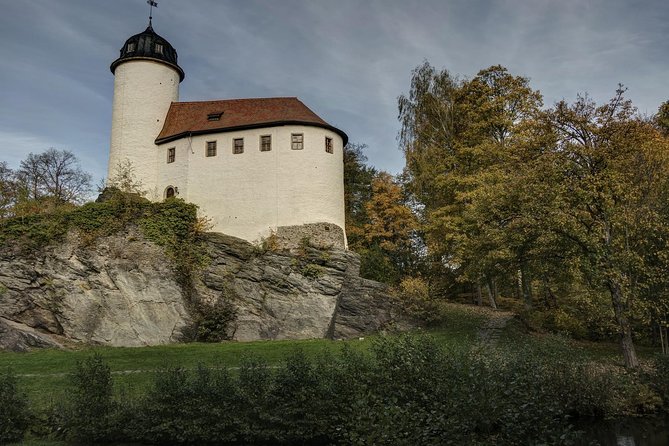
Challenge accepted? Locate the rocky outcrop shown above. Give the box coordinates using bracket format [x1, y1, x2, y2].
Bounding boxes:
[0, 230, 190, 348]
[0, 228, 410, 350]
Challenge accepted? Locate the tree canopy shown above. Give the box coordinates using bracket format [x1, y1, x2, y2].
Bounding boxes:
[397, 63, 669, 368]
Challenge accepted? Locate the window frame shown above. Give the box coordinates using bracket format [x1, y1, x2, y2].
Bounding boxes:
[206, 140, 217, 157]
[167, 147, 175, 163]
[233, 138, 244, 154]
[260, 135, 272, 152]
[325, 137, 333, 154]
[291, 133, 304, 150]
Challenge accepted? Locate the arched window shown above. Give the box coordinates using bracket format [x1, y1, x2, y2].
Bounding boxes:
[165, 186, 176, 199]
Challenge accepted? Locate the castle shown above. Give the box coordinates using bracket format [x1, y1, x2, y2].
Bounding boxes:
[108, 22, 347, 248]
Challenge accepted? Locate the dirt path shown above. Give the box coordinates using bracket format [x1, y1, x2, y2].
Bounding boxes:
[476, 309, 514, 347]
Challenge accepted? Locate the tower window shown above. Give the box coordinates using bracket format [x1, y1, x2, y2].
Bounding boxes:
[233, 138, 244, 154]
[325, 137, 333, 154]
[155, 43, 163, 54]
[260, 135, 272, 152]
[127, 42, 136, 52]
[165, 186, 176, 198]
[167, 147, 175, 163]
[291, 133, 304, 150]
[207, 112, 223, 121]
[206, 141, 217, 157]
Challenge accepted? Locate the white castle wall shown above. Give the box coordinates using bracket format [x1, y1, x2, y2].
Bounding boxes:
[156, 125, 345, 244]
[109, 60, 179, 195]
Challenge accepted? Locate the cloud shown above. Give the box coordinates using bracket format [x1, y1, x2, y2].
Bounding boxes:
[0, 0, 667, 178]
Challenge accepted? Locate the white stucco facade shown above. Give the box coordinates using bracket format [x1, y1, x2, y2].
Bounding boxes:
[109, 60, 179, 190]
[155, 126, 345, 243]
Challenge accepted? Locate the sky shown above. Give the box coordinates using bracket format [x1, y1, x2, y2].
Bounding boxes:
[1, 0, 668, 183]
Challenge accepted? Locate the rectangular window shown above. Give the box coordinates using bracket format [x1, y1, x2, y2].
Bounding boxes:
[127, 42, 136, 52]
[155, 43, 163, 54]
[325, 137, 333, 154]
[206, 141, 217, 157]
[291, 133, 304, 150]
[167, 147, 175, 163]
[233, 138, 244, 154]
[260, 135, 272, 152]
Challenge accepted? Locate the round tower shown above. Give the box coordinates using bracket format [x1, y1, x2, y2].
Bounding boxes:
[108, 24, 184, 196]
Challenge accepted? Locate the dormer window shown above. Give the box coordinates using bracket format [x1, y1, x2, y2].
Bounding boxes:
[155, 43, 163, 54]
[207, 112, 223, 121]
[127, 42, 136, 52]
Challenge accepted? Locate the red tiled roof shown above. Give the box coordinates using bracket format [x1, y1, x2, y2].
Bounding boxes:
[155, 97, 347, 145]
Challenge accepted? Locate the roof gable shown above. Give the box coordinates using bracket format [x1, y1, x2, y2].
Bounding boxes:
[155, 97, 347, 145]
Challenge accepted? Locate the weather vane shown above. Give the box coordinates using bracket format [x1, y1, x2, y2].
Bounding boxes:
[147, 0, 158, 26]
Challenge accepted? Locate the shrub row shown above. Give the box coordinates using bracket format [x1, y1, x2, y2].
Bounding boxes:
[4, 336, 669, 445]
[53, 338, 669, 444]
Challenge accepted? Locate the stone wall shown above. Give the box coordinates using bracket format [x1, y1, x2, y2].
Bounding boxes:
[274, 222, 347, 251]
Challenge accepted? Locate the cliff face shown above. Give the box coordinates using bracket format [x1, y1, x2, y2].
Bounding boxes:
[0, 228, 407, 351]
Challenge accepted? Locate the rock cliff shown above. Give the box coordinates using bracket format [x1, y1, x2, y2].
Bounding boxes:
[0, 228, 408, 351]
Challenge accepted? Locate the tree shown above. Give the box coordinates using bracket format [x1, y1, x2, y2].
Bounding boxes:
[657, 100, 669, 136]
[105, 159, 147, 196]
[343, 143, 420, 283]
[361, 172, 418, 283]
[0, 162, 16, 219]
[398, 63, 543, 300]
[343, 143, 377, 250]
[15, 148, 92, 205]
[532, 89, 669, 368]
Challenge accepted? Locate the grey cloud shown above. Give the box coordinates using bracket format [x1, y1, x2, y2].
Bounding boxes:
[0, 0, 667, 179]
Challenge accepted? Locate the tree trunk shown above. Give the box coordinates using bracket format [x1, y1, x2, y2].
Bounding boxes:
[485, 280, 497, 309]
[608, 280, 639, 368]
[520, 266, 532, 309]
[476, 282, 483, 306]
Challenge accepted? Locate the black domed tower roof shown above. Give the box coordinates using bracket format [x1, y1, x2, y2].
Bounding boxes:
[110, 24, 185, 82]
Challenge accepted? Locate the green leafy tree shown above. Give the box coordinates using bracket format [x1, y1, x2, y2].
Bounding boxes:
[343, 142, 377, 249]
[657, 100, 669, 135]
[398, 63, 543, 300]
[532, 89, 669, 367]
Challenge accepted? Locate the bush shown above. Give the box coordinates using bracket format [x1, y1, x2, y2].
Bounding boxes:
[134, 365, 240, 445]
[34, 336, 668, 445]
[359, 245, 399, 284]
[0, 371, 31, 444]
[63, 354, 119, 443]
[396, 276, 441, 323]
[191, 298, 238, 342]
